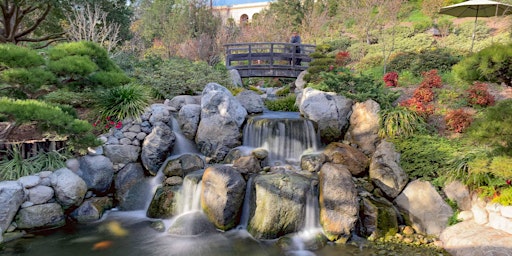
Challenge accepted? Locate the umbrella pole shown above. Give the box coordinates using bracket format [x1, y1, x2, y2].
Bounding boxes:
[471, 8, 479, 52]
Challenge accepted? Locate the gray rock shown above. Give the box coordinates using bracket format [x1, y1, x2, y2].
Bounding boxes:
[323, 142, 369, 176]
[443, 181, 471, 211]
[360, 196, 399, 238]
[229, 69, 243, 87]
[232, 155, 262, 175]
[148, 104, 173, 125]
[201, 165, 246, 230]
[178, 104, 201, 141]
[141, 122, 175, 175]
[50, 168, 87, 208]
[300, 152, 326, 172]
[369, 140, 408, 198]
[0, 181, 25, 233]
[103, 144, 140, 165]
[298, 87, 353, 143]
[440, 221, 512, 256]
[147, 185, 180, 219]
[167, 211, 217, 236]
[77, 155, 114, 194]
[15, 203, 65, 229]
[344, 100, 381, 155]
[65, 159, 80, 173]
[71, 197, 113, 222]
[27, 185, 54, 205]
[235, 90, 265, 114]
[17, 175, 40, 188]
[319, 163, 359, 242]
[196, 83, 247, 162]
[394, 179, 453, 235]
[115, 163, 146, 208]
[162, 153, 205, 177]
[248, 171, 310, 239]
[166, 95, 201, 111]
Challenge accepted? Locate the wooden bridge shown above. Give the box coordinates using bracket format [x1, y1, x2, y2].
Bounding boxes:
[224, 42, 316, 78]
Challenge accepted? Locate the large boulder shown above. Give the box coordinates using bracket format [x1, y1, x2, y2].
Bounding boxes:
[318, 163, 359, 242]
[178, 104, 201, 141]
[15, 203, 65, 229]
[196, 83, 247, 162]
[323, 142, 369, 176]
[77, 155, 115, 194]
[115, 163, 146, 208]
[0, 181, 25, 234]
[298, 87, 353, 143]
[394, 179, 453, 235]
[103, 145, 140, 165]
[201, 165, 246, 230]
[50, 168, 87, 208]
[300, 152, 326, 173]
[369, 140, 408, 198]
[248, 171, 310, 239]
[344, 99, 381, 155]
[235, 90, 265, 114]
[141, 122, 176, 175]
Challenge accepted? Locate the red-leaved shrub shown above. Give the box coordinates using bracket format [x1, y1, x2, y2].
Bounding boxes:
[335, 51, 350, 66]
[399, 98, 435, 118]
[420, 69, 442, 88]
[467, 82, 495, 107]
[445, 108, 473, 133]
[383, 72, 399, 87]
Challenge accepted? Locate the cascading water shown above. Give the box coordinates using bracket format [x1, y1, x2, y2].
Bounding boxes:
[243, 112, 320, 165]
[170, 116, 200, 156]
[237, 175, 254, 230]
[175, 173, 203, 214]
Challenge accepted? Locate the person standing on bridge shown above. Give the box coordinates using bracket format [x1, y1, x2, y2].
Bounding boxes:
[290, 31, 301, 66]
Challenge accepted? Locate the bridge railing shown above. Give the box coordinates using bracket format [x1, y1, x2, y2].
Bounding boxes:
[224, 42, 316, 78]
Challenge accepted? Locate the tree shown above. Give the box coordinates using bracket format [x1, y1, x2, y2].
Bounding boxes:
[64, 3, 122, 53]
[0, 0, 66, 47]
[339, 0, 387, 44]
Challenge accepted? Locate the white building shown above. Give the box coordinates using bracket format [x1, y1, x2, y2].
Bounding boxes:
[212, 0, 273, 24]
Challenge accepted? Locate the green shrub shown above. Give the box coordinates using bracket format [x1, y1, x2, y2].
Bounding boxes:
[0, 97, 99, 153]
[310, 67, 399, 110]
[388, 49, 460, 74]
[466, 99, 512, 155]
[264, 94, 298, 111]
[275, 85, 290, 96]
[0, 44, 45, 68]
[392, 134, 459, 182]
[48, 55, 99, 77]
[94, 83, 151, 124]
[43, 90, 96, 108]
[453, 43, 512, 86]
[379, 107, 426, 139]
[133, 57, 231, 99]
[48, 41, 121, 72]
[89, 71, 132, 88]
[0, 67, 57, 99]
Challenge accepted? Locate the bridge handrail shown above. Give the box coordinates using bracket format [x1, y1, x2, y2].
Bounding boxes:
[224, 42, 316, 76]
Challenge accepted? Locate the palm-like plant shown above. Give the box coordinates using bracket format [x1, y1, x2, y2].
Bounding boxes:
[378, 107, 426, 139]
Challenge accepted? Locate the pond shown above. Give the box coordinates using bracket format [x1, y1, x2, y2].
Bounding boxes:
[0, 210, 446, 256]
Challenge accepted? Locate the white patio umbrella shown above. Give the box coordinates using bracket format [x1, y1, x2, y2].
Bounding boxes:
[439, 0, 512, 52]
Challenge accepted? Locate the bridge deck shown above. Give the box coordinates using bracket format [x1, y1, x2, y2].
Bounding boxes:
[224, 42, 316, 78]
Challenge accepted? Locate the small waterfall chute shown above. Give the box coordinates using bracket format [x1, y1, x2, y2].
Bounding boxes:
[243, 112, 320, 165]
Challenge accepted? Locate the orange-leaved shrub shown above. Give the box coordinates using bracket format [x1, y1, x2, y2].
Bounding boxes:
[445, 108, 473, 133]
[383, 71, 399, 87]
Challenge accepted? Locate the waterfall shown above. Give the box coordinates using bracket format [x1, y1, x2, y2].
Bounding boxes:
[170, 116, 199, 156]
[175, 173, 203, 214]
[243, 112, 320, 165]
[237, 175, 254, 230]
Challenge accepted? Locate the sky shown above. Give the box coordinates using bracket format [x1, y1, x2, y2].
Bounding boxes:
[212, 0, 271, 7]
